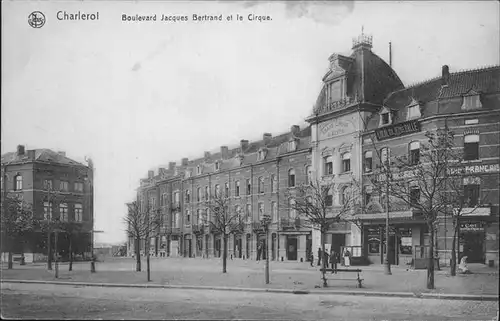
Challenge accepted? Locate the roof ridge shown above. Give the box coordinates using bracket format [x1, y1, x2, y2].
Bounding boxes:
[389, 64, 500, 98]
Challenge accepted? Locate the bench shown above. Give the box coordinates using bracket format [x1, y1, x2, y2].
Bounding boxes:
[320, 268, 363, 288]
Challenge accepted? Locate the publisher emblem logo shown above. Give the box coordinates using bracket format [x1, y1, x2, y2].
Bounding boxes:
[28, 11, 46, 28]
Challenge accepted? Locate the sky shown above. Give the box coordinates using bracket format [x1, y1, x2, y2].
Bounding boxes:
[2, 1, 499, 244]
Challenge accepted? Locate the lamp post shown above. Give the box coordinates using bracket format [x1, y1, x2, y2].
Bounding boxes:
[260, 214, 272, 284]
[383, 166, 392, 275]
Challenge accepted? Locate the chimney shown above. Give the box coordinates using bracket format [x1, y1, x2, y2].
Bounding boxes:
[27, 150, 36, 160]
[441, 65, 450, 87]
[220, 146, 229, 159]
[290, 125, 300, 135]
[168, 162, 176, 171]
[240, 140, 249, 152]
[263, 133, 272, 145]
[17, 145, 25, 156]
[58, 151, 66, 157]
[148, 170, 154, 179]
[204, 151, 211, 160]
[181, 158, 188, 166]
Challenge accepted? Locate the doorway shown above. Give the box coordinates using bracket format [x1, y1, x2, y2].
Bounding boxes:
[246, 234, 251, 259]
[234, 236, 242, 258]
[331, 234, 345, 255]
[271, 233, 277, 261]
[185, 238, 192, 258]
[461, 232, 484, 263]
[287, 236, 298, 261]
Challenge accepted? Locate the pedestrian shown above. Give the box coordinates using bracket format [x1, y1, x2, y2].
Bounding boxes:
[309, 251, 314, 267]
[344, 248, 351, 268]
[330, 248, 338, 274]
[257, 241, 262, 261]
[323, 249, 330, 268]
[317, 247, 322, 266]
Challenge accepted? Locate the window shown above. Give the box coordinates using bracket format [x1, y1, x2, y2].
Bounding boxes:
[161, 193, 167, 206]
[258, 150, 264, 161]
[342, 152, 351, 172]
[364, 151, 373, 173]
[305, 166, 312, 185]
[271, 175, 277, 193]
[197, 188, 202, 202]
[215, 161, 220, 171]
[197, 209, 202, 224]
[174, 192, 180, 205]
[258, 177, 264, 194]
[185, 210, 191, 225]
[235, 205, 242, 220]
[185, 190, 190, 203]
[288, 140, 297, 152]
[364, 186, 372, 206]
[15, 175, 23, 190]
[74, 182, 83, 192]
[464, 184, 480, 207]
[258, 203, 264, 220]
[380, 147, 390, 165]
[409, 141, 420, 165]
[59, 180, 69, 192]
[235, 181, 240, 197]
[324, 156, 333, 175]
[407, 105, 421, 120]
[288, 199, 296, 219]
[74, 204, 83, 222]
[197, 165, 201, 175]
[225, 182, 229, 197]
[246, 179, 251, 195]
[325, 188, 333, 206]
[271, 202, 277, 222]
[215, 184, 221, 197]
[44, 179, 53, 190]
[410, 187, 420, 207]
[246, 204, 252, 222]
[464, 134, 479, 160]
[461, 93, 482, 110]
[288, 169, 295, 187]
[43, 202, 53, 220]
[328, 80, 342, 102]
[205, 186, 209, 200]
[381, 112, 390, 125]
[60, 203, 68, 221]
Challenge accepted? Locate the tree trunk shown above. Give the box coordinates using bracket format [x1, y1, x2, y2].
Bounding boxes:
[7, 251, 13, 269]
[450, 219, 458, 276]
[135, 237, 141, 272]
[427, 222, 435, 289]
[321, 230, 327, 288]
[147, 237, 151, 282]
[47, 232, 52, 270]
[222, 234, 228, 273]
[69, 236, 73, 272]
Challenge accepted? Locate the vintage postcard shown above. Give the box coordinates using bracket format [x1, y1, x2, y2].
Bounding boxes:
[1, 1, 499, 320]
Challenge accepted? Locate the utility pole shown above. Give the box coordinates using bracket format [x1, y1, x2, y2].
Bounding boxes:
[261, 214, 271, 284]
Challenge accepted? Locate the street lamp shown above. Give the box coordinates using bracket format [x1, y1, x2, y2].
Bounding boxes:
[260, 214, 272, 284]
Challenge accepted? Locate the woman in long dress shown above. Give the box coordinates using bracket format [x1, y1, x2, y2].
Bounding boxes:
[344, 249, 351, 267]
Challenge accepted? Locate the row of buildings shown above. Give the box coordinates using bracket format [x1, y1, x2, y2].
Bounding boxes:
[1, 146, 94, 262]
[129, 33, 500, 267]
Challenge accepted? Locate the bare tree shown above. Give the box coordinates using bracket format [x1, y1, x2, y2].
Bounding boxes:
[1, 195, 36, 269]
[204, 192, 244, 273]
[124, 201, 161, 276]
[380, 128, 457, 289]
[284, 178, 361, 287]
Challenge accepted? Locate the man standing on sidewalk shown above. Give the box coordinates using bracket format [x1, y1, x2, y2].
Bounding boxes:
[317, 247, 322, 266]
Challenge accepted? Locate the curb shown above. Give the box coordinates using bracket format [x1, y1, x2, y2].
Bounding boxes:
[2, 279, 498, 301]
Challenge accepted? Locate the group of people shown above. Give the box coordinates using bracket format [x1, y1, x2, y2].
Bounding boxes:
[310, 247, 351, 272]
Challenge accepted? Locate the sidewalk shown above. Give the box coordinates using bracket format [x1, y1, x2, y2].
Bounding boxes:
[1, 258, 498, 297]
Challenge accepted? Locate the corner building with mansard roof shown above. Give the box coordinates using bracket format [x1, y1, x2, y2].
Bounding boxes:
[360, 65, 500, 268]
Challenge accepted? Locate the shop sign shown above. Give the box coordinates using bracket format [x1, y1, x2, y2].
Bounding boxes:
[376, 169, 418, 182]
[447, 163, 500, 175]
[460, 222, 483, 232]
[375, 120, 421, 141]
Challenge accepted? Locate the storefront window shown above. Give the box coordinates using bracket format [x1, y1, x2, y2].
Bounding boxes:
[367, 227, 380, 254]
[399, 228, 412, 255]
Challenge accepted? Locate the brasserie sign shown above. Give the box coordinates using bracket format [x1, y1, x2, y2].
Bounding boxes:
[375, 120, 421, 141]
[447, 163, 500, 175]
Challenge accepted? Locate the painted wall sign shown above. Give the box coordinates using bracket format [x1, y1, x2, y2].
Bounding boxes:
[375, 120, 421, 141]
[447, 163, 500, 175]
[318, 115, 357, 139]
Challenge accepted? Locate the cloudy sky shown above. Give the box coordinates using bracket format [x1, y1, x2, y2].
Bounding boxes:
[2, 1, 499, 244]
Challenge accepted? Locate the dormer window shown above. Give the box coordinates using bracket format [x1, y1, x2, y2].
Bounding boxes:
[257, 148, 267, 161]
[461, 90, 482, 111]
[407, 98, 422, 120]
[288, 139, 297, 152]
[215, 161, 220, 171]
[196, 165, 201, 175]
[379, 106, 393, 126]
